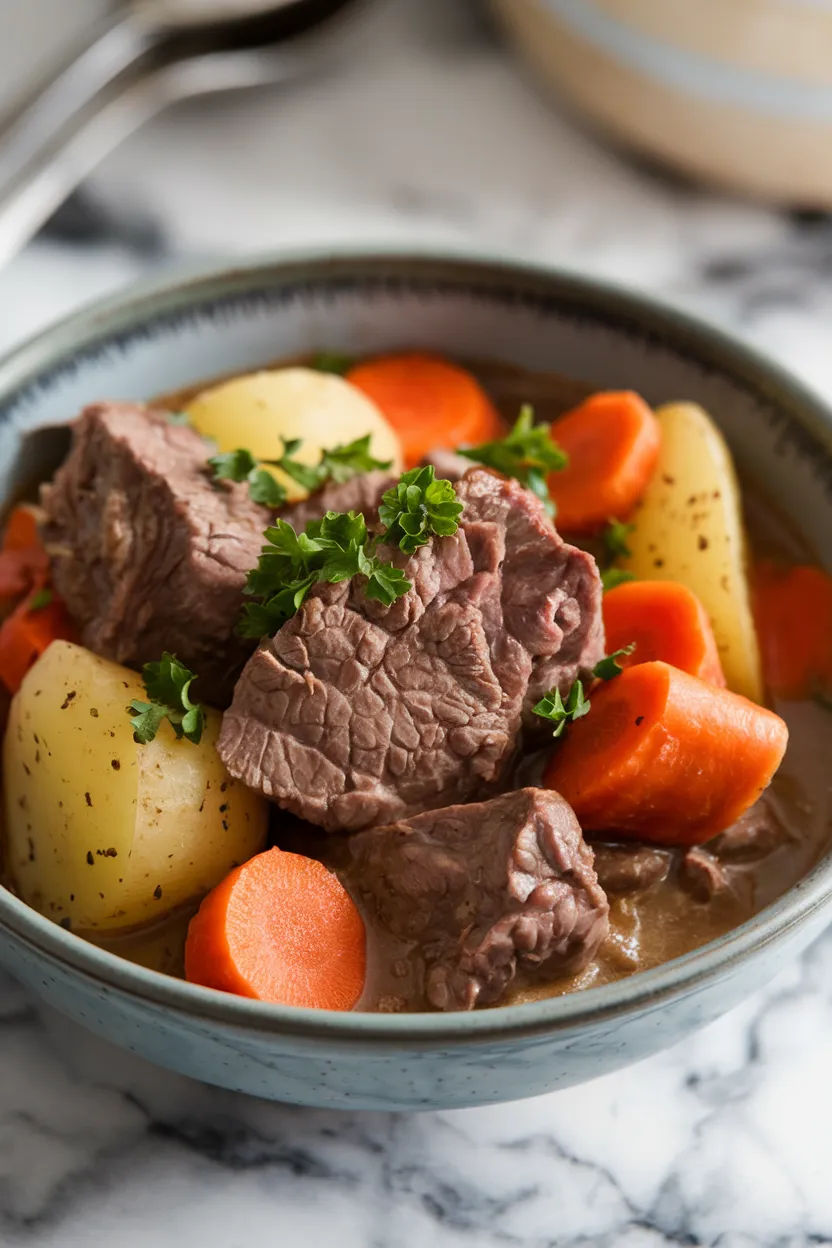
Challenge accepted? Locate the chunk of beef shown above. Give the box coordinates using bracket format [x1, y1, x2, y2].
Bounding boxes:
[281, 468, 395, 532]
[343, 788, 609, 1011]
[218, 468, 604, 831]
[680, 847, 729, 902]
[592, 843, 672, 894]
[41, 402, 268, 707]
[710, 795, 789, 862]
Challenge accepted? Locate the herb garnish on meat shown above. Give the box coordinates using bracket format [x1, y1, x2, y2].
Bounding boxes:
[458, 405, 568, 515]
[209, 434, 392, 508]
[239, 466, 463, 638]
[129, 653, 205, 745]
[533, 645, 636, 736]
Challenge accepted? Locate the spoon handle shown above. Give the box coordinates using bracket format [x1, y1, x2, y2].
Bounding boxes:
[0, 10, 160, 266]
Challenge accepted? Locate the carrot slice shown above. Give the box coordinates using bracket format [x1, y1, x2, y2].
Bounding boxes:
[2, 504, 42, 552]
[346, 353, 504, 468]
[603, 580, 726, 687]
[185, 847, 366, 1010]
[548, 391, 661, 532]
[543, 661, 788, 846]
[0, 589, 77, 694]
[754, 560, 832, 700]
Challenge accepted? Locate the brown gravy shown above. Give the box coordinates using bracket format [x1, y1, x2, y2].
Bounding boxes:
[88, 358, 832, 1002]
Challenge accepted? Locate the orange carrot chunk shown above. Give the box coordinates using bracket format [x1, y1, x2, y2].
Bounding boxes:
[548, 391, 661, 532]
[754, 561, 832, 700]
[543, 661, 788, 846]
[0, 589, 77, 694]
[185, 847, 366, 1010]
[347, 353, 504, 468]
[2, 504, 42, 552]
[603, 579, 726, 687]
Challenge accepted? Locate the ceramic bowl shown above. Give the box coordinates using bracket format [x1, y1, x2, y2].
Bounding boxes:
[492, 0, 832, 207]
[0, 251, 830, 1111]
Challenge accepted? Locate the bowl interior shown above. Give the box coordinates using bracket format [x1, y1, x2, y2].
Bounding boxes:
[0, 250, 830, 1037]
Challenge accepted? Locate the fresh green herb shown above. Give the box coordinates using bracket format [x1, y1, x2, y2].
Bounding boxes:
[240, 467, 463, 637]
[239, 510, 413, 638]
[378, 465, 464, 554]
[128, 653, 204, 745]
[604, 518, 635, 561]
[311, 351, 354, 376]
[532, 680, 591, 738]
[458, 404, 568, 515]
[209, 435, 391, 508]
[28, 586, 53, 612]
[318, 435, 392, 485]
[593, 643, 636, 681]
[601, 567, 636, 593]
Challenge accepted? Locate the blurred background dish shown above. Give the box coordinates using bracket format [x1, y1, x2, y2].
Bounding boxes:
[492, 0, 832, 206]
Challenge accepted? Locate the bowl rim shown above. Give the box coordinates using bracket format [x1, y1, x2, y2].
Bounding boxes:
[1, 243, 831, 1044]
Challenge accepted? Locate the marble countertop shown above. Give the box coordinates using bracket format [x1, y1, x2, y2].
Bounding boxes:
[2, 2, 832, 1244]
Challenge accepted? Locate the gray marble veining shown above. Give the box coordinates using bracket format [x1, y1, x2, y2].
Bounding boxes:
[1, 0, 831, 1242]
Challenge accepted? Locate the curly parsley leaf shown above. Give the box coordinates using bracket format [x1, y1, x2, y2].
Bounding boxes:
[209, 434, 390, 507]
[532, 680, 591, 738]
[319, 434, 392, 485]
[312, 351, 354, 376]
[208, 448, 259, 482]
[604, 518, 635, 561]
[601, 567, 636, 593]
[378, 465, 464, 554]
[593, 643, 636, 681]
[129, 653, 204, 745]
[458, 405, 568, 515]
[238, 508, 412, 638]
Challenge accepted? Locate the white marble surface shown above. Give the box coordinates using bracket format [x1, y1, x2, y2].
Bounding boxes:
[2, 2, 832, 1244]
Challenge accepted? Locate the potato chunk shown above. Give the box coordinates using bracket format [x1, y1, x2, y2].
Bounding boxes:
[186, 366, 403, 502]
[4, 641, 267, 932]
[620, 401, 763, 703]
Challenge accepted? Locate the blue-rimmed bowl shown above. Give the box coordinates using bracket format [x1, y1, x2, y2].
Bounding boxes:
[0, 250, 830, 1111]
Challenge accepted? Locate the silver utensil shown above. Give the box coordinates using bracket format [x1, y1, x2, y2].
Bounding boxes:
[0, 0, 366, 266]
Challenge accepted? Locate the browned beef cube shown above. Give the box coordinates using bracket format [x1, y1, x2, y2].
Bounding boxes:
[41, 402, 269, 707]
[344, 788, 609, 1011]
[218, 468, 603, 830]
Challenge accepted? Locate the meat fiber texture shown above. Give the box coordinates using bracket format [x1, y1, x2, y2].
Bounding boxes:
[344, 788, 609, 1011]
[219, 467, 603, 831]
[41, 402, 270, 708]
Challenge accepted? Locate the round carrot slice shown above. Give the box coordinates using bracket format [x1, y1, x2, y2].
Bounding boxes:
[549, 391, 661, 532]
[185, 847, 366, 1010]
[347, 353, 504, 468]
[603, 579, 726, 687]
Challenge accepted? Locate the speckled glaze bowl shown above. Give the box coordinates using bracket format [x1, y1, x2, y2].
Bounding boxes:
[0, 251, 830, 1111]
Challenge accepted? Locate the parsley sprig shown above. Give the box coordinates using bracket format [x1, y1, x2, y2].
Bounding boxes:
[240, 465, 462, 638]
[129, 653, 204, 745]
[459, 405, 568, 515]
[378, 466, 464, 554]
[533, 644, 636, 737]
[209, 434, 392, 509]
[533, 681, 590, 738]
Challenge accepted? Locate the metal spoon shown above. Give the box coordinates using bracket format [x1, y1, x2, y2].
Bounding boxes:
[0, 0, 367, 266]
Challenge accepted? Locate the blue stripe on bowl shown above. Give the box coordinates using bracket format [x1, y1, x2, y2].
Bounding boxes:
[541, 0, 832, 121]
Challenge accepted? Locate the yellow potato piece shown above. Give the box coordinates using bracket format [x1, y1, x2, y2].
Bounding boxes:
[620, 401, 763, 703]
[186, 366, 403, 501]
[4, 641, 268, 933]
